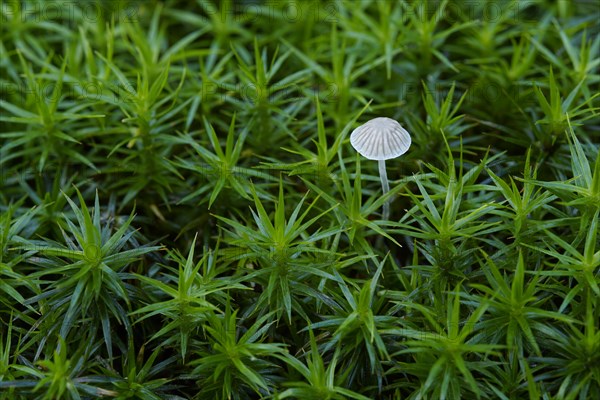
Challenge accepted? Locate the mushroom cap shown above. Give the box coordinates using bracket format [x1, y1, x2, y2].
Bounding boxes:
[350, 117, 411, 161]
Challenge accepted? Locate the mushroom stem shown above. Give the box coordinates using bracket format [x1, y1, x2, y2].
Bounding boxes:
[378, 159, 390, 220]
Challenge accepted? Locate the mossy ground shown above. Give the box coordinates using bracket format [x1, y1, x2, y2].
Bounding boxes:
[1, 1, 599, 399]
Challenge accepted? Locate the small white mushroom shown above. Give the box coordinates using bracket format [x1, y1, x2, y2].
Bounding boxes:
[350, 117, 411, 220]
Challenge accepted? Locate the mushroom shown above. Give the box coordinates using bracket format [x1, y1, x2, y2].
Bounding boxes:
[350, 117, 411, 220]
